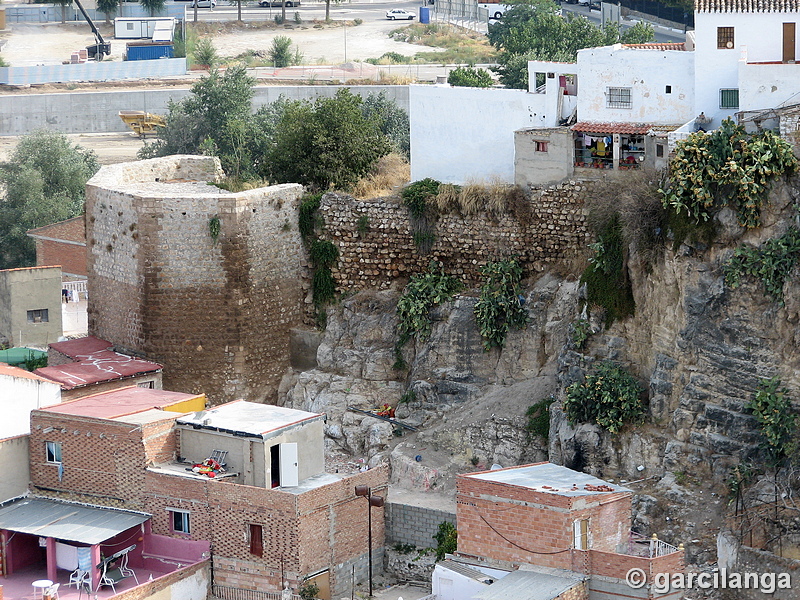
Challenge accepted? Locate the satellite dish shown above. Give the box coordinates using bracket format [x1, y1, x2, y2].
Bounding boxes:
[726, 41, 733, 48]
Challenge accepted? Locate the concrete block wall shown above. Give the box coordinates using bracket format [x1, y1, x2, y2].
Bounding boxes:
[386, 502, 456, 550]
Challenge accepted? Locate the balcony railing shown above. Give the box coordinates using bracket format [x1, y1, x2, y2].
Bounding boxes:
[623, 531, 681, 558]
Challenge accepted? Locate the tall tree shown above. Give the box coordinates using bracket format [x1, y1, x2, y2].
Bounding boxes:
[97, 0, 120, 24]
[0, 130, 99, 269]
[50, 0, 71, 24]
[140, 0, 165, 17]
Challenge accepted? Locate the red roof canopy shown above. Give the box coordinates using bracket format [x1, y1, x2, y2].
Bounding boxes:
[571, 122, 653, 135]
[36, 350, 162, 390]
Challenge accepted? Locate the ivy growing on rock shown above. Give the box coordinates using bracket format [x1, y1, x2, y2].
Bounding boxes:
[474, 258, 529, 351]
[724, 228, 800, 305]
[563, 362, 645, 434]
[661, 119, 797, 229]
[747, 377, 798, 465]
[297, 192, 339, 328]
[394, 261, 462, 369]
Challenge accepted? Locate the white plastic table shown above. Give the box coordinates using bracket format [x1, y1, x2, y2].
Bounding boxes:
[32, 579, 53, 600]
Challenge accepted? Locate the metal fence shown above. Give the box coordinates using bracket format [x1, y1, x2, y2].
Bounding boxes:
[211, 585, 302, 600]
[617, 0, 693, 28]
[431, 0, 489, 32]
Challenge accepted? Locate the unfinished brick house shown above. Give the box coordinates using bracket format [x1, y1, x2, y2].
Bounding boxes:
[27, 216, 88, 279]
[28, 393, 388, 600]
[433, 462, 684, 600]
[36, 336, 163, 400]
[145, 400, 389, 600]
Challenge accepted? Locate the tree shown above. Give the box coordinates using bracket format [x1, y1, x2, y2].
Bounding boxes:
[447, 66, 494, 88]
[266, 89, 392, 190]
[488, 0, 654, 88]
[49, 0, 71, 24]
[140, 0, 165, 16]
[360, 91, 410, 159]
[0, 130, 99, 269]
[97, 0, 120, 24]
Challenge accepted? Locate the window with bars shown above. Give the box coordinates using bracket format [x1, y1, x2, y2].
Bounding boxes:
[534, 141, 549, 152]
[606, 87, 631, 109]
[720, 88, 739, 109]
[717, 27, 734, 49]
[27, 309, 49, 323]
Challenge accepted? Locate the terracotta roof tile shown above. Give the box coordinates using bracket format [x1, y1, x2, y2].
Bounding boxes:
[0, 363, 54, 383]
[696, 0, 800, 12]
[571, 122, 654, 134]
[622, 43, 687, 50]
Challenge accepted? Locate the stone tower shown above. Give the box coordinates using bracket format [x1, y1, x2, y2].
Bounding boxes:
[86, 155, 305, 404]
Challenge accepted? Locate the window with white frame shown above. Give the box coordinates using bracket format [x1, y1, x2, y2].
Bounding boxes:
[606, 87, 631, 109]
[720, 88, 739, 109]
[169, 509, 191, 534]
[46, 441, 62, 464]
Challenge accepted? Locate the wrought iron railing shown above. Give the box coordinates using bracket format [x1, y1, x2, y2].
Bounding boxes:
[211, 584, 302, 600]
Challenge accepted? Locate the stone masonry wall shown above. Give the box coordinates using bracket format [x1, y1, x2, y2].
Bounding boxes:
[86, 156, 305, 404]
[386, 502, 456, 550]
[319, 180, 590, 292]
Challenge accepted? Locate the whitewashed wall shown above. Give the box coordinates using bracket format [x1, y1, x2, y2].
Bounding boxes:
[409, 85, 548, 184]
[0, 435, 30, 502]
[527, 60, 579, 126]
[576, 45, 694, 125]
[0, 369, 61, 439]
[739, 61, 800, 113]
[694, 10, 800, 122]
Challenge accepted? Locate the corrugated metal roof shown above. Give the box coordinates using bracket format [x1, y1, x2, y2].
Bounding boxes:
[473, 570, 581, 600]
[440, 560, 494, 582]
[465, 463, 630, 497]
[177, 400, 322, 438]
[622, 43, 687, 50]
[572, 122, 653, 134]
[696, 0, 800, 12]
[0, 498, 149, 544]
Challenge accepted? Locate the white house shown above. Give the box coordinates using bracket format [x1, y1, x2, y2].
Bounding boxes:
[694, 0, 800, 125]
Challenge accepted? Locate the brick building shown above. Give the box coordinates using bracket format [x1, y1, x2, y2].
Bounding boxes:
[433, 463, 684, 600]
[36, 336, 163, 400]
[27, 216, 88, 279]
[28, 394, 389, 600]
[85, 155, 305, 404]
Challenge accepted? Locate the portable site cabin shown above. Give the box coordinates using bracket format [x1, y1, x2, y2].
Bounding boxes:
[114, 17, 175, 40]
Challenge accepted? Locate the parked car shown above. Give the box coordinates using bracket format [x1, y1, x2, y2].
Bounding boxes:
[260, 0, 300, 6]
[192, 0, 216, 7]
[386, 8, 415, 19]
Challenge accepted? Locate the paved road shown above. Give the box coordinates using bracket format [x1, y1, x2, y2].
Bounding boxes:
[181, 0, 424, 22]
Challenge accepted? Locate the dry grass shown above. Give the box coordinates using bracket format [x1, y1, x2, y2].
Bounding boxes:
[432, 178, 526, 217]
[352, 153, 410, 199]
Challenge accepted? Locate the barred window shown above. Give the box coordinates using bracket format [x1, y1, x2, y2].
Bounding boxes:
[606, 87, 631, 109]
[720, 88, 739, 109]
[717, 27, 734, 49]
[535, 141, 549, 152]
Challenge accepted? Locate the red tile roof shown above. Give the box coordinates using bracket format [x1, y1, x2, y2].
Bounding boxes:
[623, 43, 687, 50]
[571, 122, 654, 134]
[696, 0, 800, 11]
[43, 386, 196, 419]
[50, 336, 113, 359]
[35, 350, 162, 390]
[0, 363, 54, 383]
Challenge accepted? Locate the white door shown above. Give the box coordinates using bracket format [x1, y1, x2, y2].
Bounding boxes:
[279, 443, 299, 487]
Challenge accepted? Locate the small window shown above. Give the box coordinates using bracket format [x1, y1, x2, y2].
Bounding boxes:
[574, 519, 590, 550]
[46, 441, 62, 464]
[720, 88, 739, 109]
[665, 85, 672, 94]
[249, 524, 264, 557]
[137, 381, 155, 389]
[127, 22, 134, 30]
[717, 26, 735, 49]
[535, 141, 549, 152]
[27, 309, 49, 324]
[656, 144, 664, 158]
[607, 87, 631, 109]
[169, 509, 190, 534]
[534, 72, 546, 92]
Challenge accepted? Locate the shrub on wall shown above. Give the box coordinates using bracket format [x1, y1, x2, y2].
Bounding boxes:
[474, 258, 529, 350]
[747, 377, 798, 465]
[563, 362, 645, 434]
[724, 228, 800, 305]
[433, 521, 457, 561]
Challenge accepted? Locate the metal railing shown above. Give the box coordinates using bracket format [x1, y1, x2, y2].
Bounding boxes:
[626, 531, 680, 558]
[211, 584, 302, 600]
[431, 0, 489, 33]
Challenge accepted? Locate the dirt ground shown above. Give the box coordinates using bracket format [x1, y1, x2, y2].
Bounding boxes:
[0, 132, 146, 165]
[0, 18, 430, 67]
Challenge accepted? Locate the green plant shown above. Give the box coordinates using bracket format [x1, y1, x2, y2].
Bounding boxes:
[269, 35, 302, 67]
[299, 193, 323, 243]
[470, 455, 479, 466]
[395, 261, 462, 368]
[727, 462, 755, 504]
[399, 390, 417, 404]
[209, 215, 221, 244]
[662, 119, 797, 229]
[394, 543, 417, 554]
[570, 319, 591, 350]
[0, 54, 8, 68]
[401, 178, 441, 218]
[673, 471, 688, 486]
[563, 362, 645, 434]
[433, 521, 457, 561]
[309, 239, 339, 306]
[447, 65, 493, 88]
[412, 230, 436, 254]
[526, 395, 555, 441]
[193, 38, 218, 68]
[354, 17, 363, 25]
[580, 213, 635, 324]
[357, 214, 370, 236]
[23, 351, 47, 372]
[274, 14, 285, 24]
[747, 376, 798, 464]
[294, 11, 301, 23]
[298, 581, 319, 600]
[724, 228, 800, 305]
[474, 258, 528, 351]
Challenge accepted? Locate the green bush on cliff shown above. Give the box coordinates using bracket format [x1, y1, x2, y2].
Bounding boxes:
[747, 377, 798, 464]
[564, 362, 645, 434]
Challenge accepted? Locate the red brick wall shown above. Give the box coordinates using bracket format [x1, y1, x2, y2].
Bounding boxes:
[35, 239, 87, 277]
[29, 411, 177, 510]
[456, 474, 631, 570]
[586, 547, 684, 584]
[555, 581, 588, 600]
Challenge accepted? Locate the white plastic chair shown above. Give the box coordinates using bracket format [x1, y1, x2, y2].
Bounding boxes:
[45, 583, 60, 600]
[68, 548, 92, 592]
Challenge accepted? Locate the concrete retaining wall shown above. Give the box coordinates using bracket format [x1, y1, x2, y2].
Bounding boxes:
[0, 85, 409, 136]
[386, 501, 456, 550]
